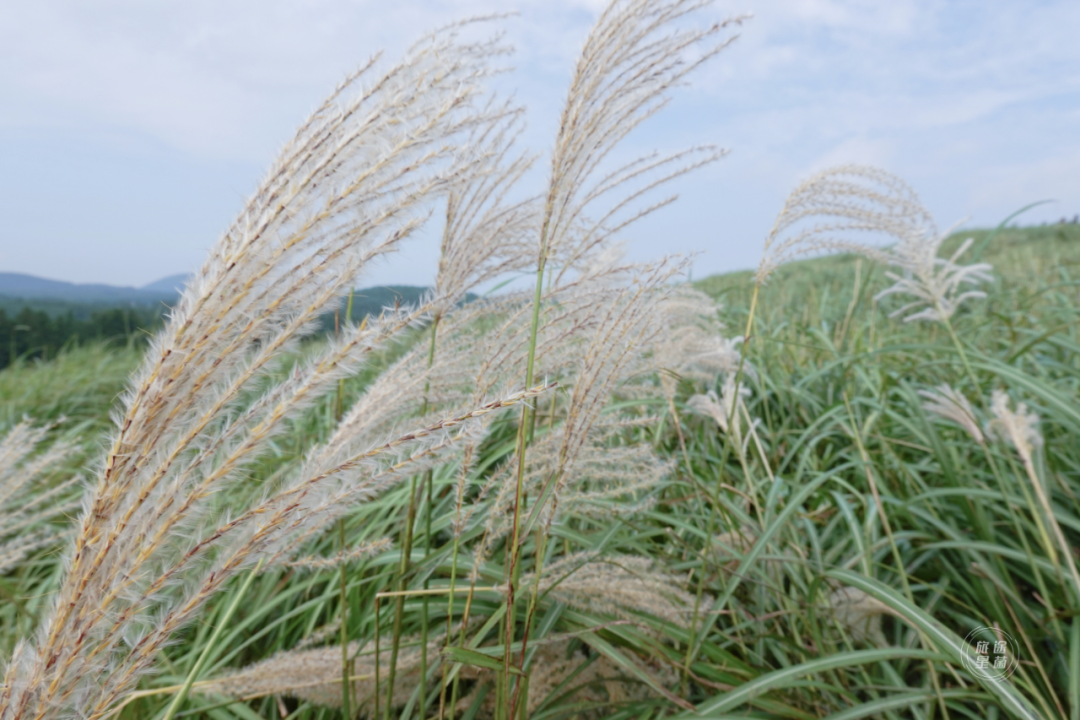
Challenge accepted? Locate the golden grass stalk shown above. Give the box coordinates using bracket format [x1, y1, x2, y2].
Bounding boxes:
[0, 22, 550, 720]
[500, 0, 744, 686]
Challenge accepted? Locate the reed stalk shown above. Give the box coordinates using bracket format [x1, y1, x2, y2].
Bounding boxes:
[500, 221, 549, 719]
[338, 290, 355, 720]
[417, 314, 441, 719]
[161, 560, 264, 720]
[383, 477, 421, 719]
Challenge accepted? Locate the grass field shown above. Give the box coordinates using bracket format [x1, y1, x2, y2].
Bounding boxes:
[3, 221, 1079, 719]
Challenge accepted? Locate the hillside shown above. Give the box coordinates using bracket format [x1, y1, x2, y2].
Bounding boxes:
[694, 221, 1080, 327]
[3, 221, 1080, 719]
[0, 283, 435, 370]
[0, 272, 177, 305]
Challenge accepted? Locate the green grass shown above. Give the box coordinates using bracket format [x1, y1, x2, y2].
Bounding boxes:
[3, 223, 1080, 719]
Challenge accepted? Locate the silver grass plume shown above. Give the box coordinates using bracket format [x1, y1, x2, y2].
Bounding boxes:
[919, 384, 984, 444]
[195, 628, 450, 715]
[0, 23, 552, 720]
[986, 389, 1080, 598]
[200, 632, 673, 720]
[756, 165, 923, 285]
[825, 586, 895, 647]
[686, 373, 759, 452]
[280, 537, 392, 571]
[875, 230, 994, 323]
[434, 107, 538, 305]
[513, 553, 701, 628]
[987, 390, 1043, 460]
[653, 287, 743, 397]
[303, 107, 539, 486]
[537, 0, 741, 283]
[286, 105, 538, 560]
[759, 165, 993, 322]
[0, 421, 81, 575]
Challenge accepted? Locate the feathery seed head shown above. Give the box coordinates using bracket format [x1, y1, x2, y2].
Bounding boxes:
[0, 23, 546, 719]
[0, 420, 81, 576]
[919, 384, 984, 444]
[987, 389, 1043, 460]
[757, 165, 924, 286]
[514, 553, 702, 628]
[825, 586, 895, 647]
[875, 233, 994, 323]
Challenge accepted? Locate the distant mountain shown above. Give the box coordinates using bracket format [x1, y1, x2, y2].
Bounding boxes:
[0, 273, 457, 326]
[0, 273, 447, 324]
[141, 274, 192, 294]
[0, 272, 176, 305]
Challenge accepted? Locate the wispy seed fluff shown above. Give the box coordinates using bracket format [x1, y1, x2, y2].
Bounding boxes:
[825, 586, 896, 647]
[686, 374, 761, 455]
[0, 420, 81, 575]
[756, 165, 921, 286]
[513, 553, 702, 628]
[875, 230, 994, 323]
[919, 384, 984, 444]
[0, 23, 549, 720]
[986, 389, 1043, 458]
[196, 630, 448, 715]
[758, 165, 994, 324]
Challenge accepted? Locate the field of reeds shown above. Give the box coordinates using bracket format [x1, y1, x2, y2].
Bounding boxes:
[2, 1, 1079, 719]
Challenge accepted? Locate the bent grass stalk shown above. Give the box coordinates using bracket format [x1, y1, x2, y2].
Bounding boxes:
[160, 559, 264, 720]
[417, 314, 441, 719]
[389, 308, 441, 719]
[338, 291, 355, 720]
[500, 228, 548, 720]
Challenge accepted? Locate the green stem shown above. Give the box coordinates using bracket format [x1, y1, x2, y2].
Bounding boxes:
[419, 467, 433, 718]
[385, 477, 421, 719]
[439, 534, 462, 720]
[417, 316, 440, 719]
[336, 290, 354, 719]
[161, 559, 264, 720]
[938, 310, 979, 393]
[339, 520, 353, 719]
[501, 238, 549, 719]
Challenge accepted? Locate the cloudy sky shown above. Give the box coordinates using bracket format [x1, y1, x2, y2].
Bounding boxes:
[1, 0, 1077, 288]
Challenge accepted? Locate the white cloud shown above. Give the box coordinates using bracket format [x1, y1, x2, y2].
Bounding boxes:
[0, 0, 1076, 285]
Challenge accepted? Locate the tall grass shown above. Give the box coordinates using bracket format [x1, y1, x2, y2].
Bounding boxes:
[2, 3, 1080, 720]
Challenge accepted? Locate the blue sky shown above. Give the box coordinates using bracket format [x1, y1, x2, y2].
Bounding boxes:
[1, 0, 1077, 288]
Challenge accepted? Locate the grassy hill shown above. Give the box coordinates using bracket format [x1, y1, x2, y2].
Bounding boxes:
[694, 221, 1080, 329]
[0, 284, 435, 371]
[3, 223, 1080, 719]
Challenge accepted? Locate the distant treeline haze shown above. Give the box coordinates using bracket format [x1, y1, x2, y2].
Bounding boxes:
[0, 285, 431, 370]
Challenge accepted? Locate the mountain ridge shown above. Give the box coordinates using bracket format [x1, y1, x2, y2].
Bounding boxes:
[0, 272, 180, 304]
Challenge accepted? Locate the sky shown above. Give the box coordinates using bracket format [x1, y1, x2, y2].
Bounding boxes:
[1, 0, 1078, 289]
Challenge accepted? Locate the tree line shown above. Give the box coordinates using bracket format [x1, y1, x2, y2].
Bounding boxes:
[0, 286, 434, 371]
[0, 306, 166, 370]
